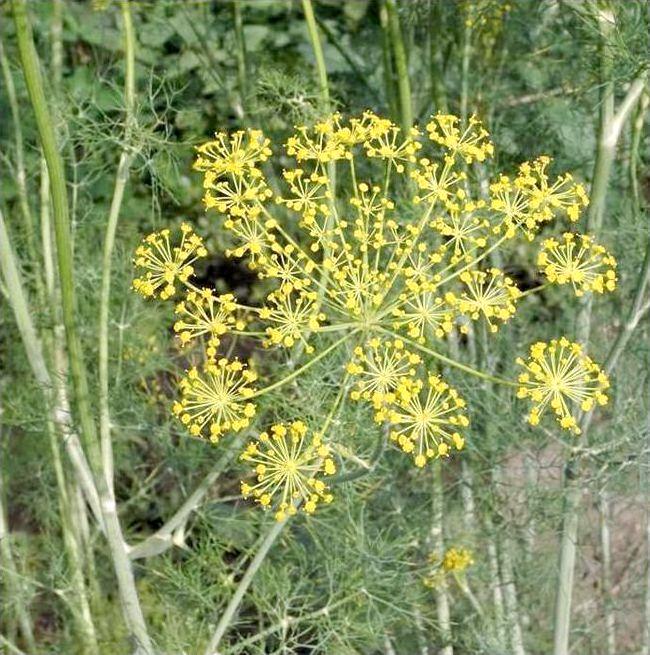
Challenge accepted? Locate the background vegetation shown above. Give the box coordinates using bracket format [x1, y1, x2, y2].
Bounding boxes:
[1, 1, 648, 654]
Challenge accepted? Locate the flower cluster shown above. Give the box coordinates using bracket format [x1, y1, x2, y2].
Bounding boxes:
[240, 422, 335, 521]
[516, 338, 610, 434]
[423, 546, 475, 589]
[537, 233, 617, 296]
[133, 112, 613, 518]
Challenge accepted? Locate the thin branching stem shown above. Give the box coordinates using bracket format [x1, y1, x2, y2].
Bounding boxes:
[99, 0, 136, 491]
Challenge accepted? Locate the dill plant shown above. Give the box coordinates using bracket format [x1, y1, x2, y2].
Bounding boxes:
[132, 111, 616, 523]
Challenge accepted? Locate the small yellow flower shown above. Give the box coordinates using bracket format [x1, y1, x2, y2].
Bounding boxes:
[240, 422, 335, 520]
[391, 292, 454, 343]
[431, 200, 489, 264]
[194, 129, 272, 179]
[516, 337, 609, 434]
[132, 223, 206, 300]
[385, 374, 468, 467]
[538, 233, 617, 296]
[426, 114, 494, 164]
[174, 290, 244, 358]
[172, 358, 257, 442]
[347, 338, 421, 410]
[455, 268, 520, 332]
[259, 289, 324, 352]
[442, 547, 474, 572]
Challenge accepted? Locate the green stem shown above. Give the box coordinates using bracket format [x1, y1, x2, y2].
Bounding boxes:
[379, 0, 399, 120]
[0, 34, 46, 309]
[46, 411, 99, 654]
[302, 0, 330, 111]
[553, 69, 648, 655]
[432, 460, 453, 655]
[428, 0, 448, 113]
[129, 439, 242, 560]
[204, 519, 287, 655]
[233, 0, 249, 121]
[12, 3, 153, 651]
[251, 331, 355, 399]
[379, 328, 517, 387]
[384, 0, 413, 133]
[0, 208, 102, 526]
[459, 4, 471, 122]
[99, 0, 136, 491]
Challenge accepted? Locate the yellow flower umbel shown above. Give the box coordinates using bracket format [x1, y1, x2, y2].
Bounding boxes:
[172, 359, 257, 442]
[174, 290, 245, 358]
[132, 223, 207, 299]
[455, 268, 521, 333]
[516, 338, 610, 434]
[538, 233, 617, 296]
[259, 289, 324, 352]
[240, 422, 336, 521]
[347, 338, 420, 410]
[133, 110, 612, 516]
[384, 375, 468, 467]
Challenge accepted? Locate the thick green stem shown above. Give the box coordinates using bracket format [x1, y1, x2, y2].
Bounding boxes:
[379, 0, 399, 120]
[640, 366, 650, 655]
[384, 0, 413, 132]
[428, 0, 448, 113]
[598, 489, 616, 655]
[203, 380, 349, 654]
[302, 0, 330, 111]
[0, 208, 102, 525]
[233, 0, 249, 120]
[12, 3, 153, 651]
[99, 0, 136, 491]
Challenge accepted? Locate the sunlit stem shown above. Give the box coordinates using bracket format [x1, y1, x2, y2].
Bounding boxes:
[250, 331, 357, 399]
[379, 328, 517, 387]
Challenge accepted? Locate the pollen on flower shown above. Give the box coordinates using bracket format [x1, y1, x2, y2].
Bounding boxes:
[538, 233, 617, 296]
[194, 129, 272, 179]
[423, 546, 474, 588]
[240, 422, 335, 520]
[132, 223, 207, 300]
[172, 358, 257, 442]
[426, 114, 494, 164]
[516, 337, 609, 435]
